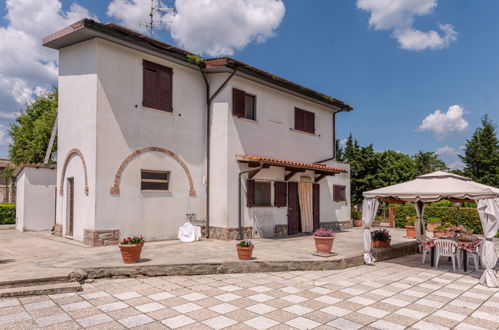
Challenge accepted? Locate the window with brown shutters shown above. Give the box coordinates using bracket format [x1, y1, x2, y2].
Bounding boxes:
[294, 108, 315, 134]
[143, 60, 173, 112]
[333, 185, 346, 202]
[247, 180, 272, 207]
[274, 181, 287, 207]
[232, 88, 256, 120]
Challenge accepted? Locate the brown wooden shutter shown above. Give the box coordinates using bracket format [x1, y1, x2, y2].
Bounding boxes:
[313, 183, 320, 231]
[233, 88, 245, 117]
[143, 60, 157, 108]
[295, 108, 305, 131]
[158, 66, 173, 112]
[274, 181, 287, 207]
[246, 179, 255, 207]
[307, 112, 315, 134]
[333, 185, 340, 202]
[287, 181, 299, 235]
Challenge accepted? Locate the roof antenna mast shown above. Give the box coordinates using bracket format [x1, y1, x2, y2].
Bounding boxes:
[142, 0, 173, 37]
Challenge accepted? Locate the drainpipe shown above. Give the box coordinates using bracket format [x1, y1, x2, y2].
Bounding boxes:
[199, 64, 238, 238]
[238, 165, 264, 240]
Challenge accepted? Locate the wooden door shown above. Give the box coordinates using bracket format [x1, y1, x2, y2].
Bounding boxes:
[287, 182, 299, 235]
[67, 178, 74, 237]
[313, 183, 320, 231]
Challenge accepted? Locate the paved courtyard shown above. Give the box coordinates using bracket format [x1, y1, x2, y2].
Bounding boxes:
[1, 254, 498, 329]
[0, 228, 415, 283]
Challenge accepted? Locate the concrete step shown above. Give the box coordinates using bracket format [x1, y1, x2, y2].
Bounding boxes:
[0, 282, 82, 298]
[0, 276, 70, 289]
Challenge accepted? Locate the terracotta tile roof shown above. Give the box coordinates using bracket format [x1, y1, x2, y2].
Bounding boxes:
[43, 19, 352, 112]
[237, 155, 347, 174]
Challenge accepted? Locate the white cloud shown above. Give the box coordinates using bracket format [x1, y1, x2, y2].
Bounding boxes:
[107, 0, 286, 56]
[419, 105, 469, 137]
[435, 145, 458, 156]
[0, 0, 95, 114]
[448, 160, 463, 170]
[356, 0, 457, 51]
[338, 138, 348, 148]
[0, 125, 12, 146]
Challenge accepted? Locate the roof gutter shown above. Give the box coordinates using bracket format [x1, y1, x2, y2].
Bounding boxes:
[199, 64, 238, 238]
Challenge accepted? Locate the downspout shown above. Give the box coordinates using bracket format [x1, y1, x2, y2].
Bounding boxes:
[199, 64, 238, 238]
[315, 105, 346, 164]
[238, 164, 264, 240]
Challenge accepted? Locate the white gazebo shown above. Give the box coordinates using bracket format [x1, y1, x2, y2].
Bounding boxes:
[362, 171, 499, 288]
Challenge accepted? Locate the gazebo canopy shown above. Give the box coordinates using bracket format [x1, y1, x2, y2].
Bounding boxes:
[363, 171, 499, 203]
[361, 171, 499, 288]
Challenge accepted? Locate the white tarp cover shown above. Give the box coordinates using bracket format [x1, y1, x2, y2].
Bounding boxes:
[477, 198, 499, 288]
[415, 202, 426, 244]
[363, 171, 499, 202]
[178, 223, 201, 242]
[362, 198, 379, 264]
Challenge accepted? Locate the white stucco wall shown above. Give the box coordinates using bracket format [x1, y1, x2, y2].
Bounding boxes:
[57, 39, 98, 241]
[16, 167, 56, 231]
[209, 73, 350, 234]
[92, 39, 206, 240]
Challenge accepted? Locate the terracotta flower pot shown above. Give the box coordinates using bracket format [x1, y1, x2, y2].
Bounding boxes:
[372, 239, 391, 248]
[314, 236, 335, 253]
[433, 230, 446, 238]
[119, 243, 143, 264]
[405, 226, 416, 238]
[236, 245, 254, 260]
[427, 222, 441, 232]
[352, 220, 363, 227]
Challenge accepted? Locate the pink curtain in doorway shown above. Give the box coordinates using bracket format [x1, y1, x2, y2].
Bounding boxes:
[298, 182, 313, 233]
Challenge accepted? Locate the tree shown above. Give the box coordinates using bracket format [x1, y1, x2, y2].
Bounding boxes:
[375, 150, 417, 187]
[459, 115, 499, 187]
[412, 151, 448, 175]
[8, 88, 57, 165]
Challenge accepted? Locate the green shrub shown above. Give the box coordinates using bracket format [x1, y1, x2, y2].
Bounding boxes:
[0, 203, 15, 224]
[392, 206, 481, 234]
[351, 209, 362, 220]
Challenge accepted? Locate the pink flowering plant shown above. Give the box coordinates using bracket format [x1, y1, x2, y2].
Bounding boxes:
[313, 228, 335, 237]
[238, 240, 252, 247]
[121, 236, 144, 245]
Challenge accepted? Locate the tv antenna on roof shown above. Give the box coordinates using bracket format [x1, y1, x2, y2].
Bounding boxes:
[141, 0, 174, 37]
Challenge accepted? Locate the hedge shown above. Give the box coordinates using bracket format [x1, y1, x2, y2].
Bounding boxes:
[0, 203, 15, 225]
[392, 205, 482, 234]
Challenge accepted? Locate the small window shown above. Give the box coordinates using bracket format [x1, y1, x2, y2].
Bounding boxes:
[333, 185, 346, 202]
[141, 170, 170, 191]
[233, 88, 256, 120]
[254, 181, 271, 206]
[294, 108, 315, 134]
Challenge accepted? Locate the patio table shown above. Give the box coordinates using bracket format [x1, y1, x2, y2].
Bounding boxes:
[425, 237, 480, 272]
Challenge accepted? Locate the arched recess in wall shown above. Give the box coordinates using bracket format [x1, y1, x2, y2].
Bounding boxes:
[109, 147, 196, 196]
[59, 148, 89, 196]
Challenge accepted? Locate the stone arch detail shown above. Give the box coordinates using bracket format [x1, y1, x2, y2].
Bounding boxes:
[59, 148, 89, 196]
[110, 147, 196, 196]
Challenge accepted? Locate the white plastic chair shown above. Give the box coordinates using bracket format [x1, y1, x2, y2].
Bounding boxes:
[461, 241, 481, 271]
[421, 235, 431, 264]
[434, 240, 461, 271]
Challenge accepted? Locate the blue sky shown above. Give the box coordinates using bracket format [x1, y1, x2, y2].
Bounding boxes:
[0, 0, 498, 168]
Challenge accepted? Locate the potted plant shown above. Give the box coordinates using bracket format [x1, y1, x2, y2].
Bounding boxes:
[313, 228, 335, 253]
[405, 217, 416, 238]
[119, 236, 144, 264]
[426, 217, 441, 232]
[433, 225, 447, 238]
[351, 209, 363, 227]
[371, 229, 391, 248]
[236, 240, 254, 260]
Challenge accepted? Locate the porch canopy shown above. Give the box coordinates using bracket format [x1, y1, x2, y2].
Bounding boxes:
[237, 155, 346, 181]
[361, 171, 499, 288]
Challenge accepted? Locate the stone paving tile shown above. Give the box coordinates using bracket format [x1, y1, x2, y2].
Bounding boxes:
[4, 254, 499, 329]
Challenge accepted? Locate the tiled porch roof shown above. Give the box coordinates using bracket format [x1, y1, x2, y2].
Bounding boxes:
[237, 155, 347, 174]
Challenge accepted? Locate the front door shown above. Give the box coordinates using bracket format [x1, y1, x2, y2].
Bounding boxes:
[67, 178, 74, 237]
[287, 181, 299, 235]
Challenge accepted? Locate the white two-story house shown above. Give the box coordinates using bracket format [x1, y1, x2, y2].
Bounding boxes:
[42, 19, 352, 246]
